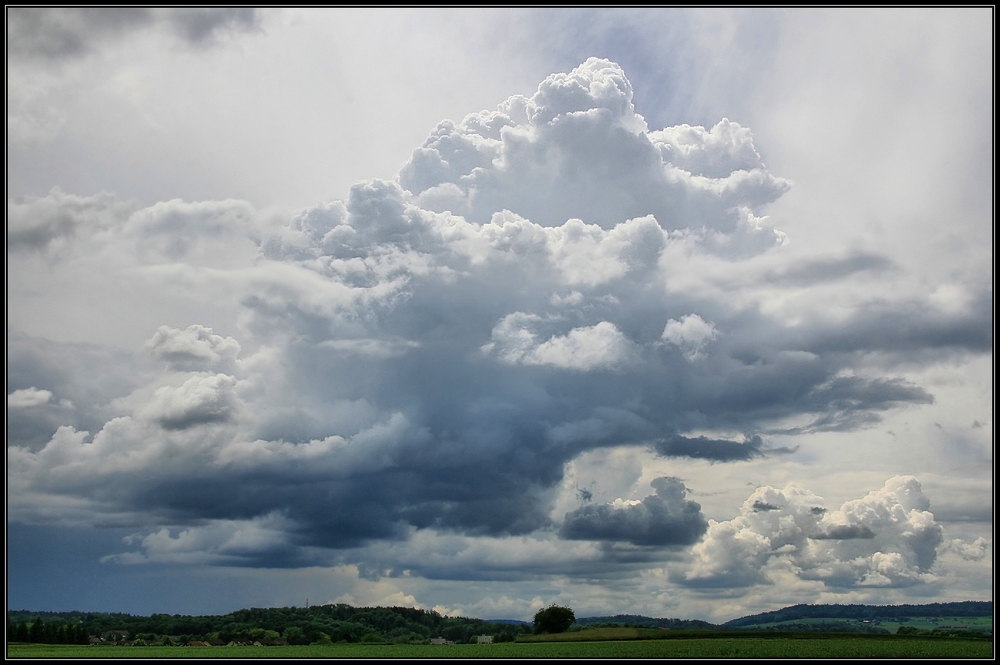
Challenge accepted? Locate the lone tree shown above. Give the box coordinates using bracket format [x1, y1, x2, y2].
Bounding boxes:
[533, 605, 575, 634]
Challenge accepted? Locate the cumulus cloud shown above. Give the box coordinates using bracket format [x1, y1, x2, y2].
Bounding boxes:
[484, 316, 634, 371]
[399, 59, 790, 243]
[8, 387, 54, 408]
[6, 59, 988, 584]
[146, 325, 241, 370]
[561, 476, 708, 546]
[944, 537, 989, 562]
[139, 373, 240, 430]
[661, 314, 717, 361]
[682, 476, 945, 589]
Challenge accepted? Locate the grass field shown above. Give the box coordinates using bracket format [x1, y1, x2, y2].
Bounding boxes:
[7, 635, 994, 659]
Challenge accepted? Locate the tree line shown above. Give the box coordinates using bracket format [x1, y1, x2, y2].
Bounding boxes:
[7, 617, 90, 645]
[9, 600, 990, 645]
[6, 604, 531, 645]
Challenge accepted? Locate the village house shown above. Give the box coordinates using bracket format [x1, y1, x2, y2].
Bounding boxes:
[99, 630, 129, 644]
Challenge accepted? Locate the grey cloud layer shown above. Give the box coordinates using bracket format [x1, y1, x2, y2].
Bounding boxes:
[7, 189, 135, 251]
[7, 60, 989, 578]
[6, 8, 259, 60]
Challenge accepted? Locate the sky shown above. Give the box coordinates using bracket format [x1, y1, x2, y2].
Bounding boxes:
[6, 8, 993, 623]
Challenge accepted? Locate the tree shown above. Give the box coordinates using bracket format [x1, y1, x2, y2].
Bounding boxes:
[283, 626, 307, 645]
[29, 617, 45, 643]
[533, 605, 575, 634]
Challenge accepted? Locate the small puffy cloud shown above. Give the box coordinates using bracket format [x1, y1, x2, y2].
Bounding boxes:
[944, 537, 989, 562]
[661, 314, 718, 361]
[681, 476, 945, 590]
[485, 316, 634, 371]
[649, 119, 765, 179]
[146, 325, 241, 370]
[8, 387, 53, 408]
[139, 373, 240, 430]
[561, 476, 708, 546]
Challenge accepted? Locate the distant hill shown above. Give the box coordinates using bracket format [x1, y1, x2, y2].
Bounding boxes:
[723, 601, 993, 628]
[486, 619, 531, 625]
[577, 614, 719, 630]
[573, 601, 992, 636]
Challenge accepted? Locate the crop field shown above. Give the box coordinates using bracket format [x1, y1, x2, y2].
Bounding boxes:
[8, 635, 994, 659]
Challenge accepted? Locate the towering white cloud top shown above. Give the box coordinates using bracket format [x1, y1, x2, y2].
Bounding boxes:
[399, 58, 790, 237]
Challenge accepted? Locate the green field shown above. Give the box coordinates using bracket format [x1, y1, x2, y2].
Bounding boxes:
[881, 616, 994, 634]
[8, 636, 994, 659]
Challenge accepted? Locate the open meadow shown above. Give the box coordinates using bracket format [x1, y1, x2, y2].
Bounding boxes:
[8, 634, 993, 659]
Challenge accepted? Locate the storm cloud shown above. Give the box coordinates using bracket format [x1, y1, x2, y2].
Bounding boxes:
[5, 37, 992, 620]
[654, 434, 766, 462]
[9, 60, 983, 556]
